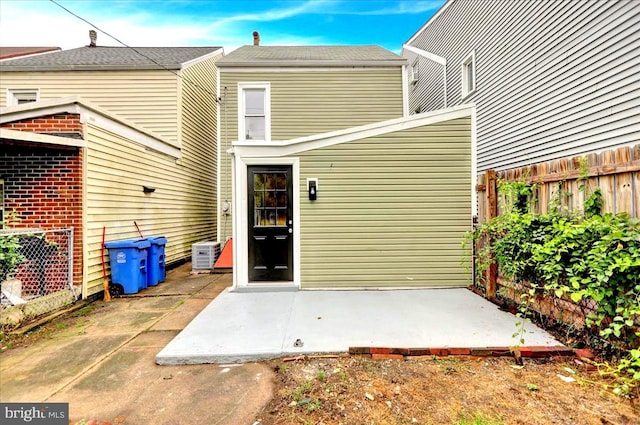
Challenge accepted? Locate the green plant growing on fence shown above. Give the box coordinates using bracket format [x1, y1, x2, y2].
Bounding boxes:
[468, 177, 640, 397]
[576, 156, 603, 219]
[499, 179, 537, 214]
[0, 212, 25, 283]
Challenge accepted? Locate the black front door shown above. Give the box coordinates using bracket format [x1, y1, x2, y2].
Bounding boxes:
[248, 166, 293, 281]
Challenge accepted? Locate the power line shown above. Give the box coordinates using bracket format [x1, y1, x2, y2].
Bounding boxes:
[49, 0, 219, 99]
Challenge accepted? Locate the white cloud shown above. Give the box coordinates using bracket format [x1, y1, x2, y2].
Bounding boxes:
[0, 0, 328, 50]
[0, 0, 437, 51]
[304, 0, 443, 16]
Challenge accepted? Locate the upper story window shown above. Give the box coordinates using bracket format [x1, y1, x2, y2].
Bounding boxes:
[238, 82, 271, 141]
[461, 51, 475, 99]
[7, 89, 39, 106]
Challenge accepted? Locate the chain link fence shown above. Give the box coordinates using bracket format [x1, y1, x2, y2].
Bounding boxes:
[0, 228, 77, 326]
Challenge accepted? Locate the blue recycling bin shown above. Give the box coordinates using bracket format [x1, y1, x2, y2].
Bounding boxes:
[104, 239, 150, 294]
[146, 236, 167, 286]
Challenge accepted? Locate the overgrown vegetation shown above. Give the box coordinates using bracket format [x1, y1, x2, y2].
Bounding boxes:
[468, 176, 640, 397]
[0, 212, 25, 283]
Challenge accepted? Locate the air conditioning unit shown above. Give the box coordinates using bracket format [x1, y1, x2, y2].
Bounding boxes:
[192, 241, 221, 271]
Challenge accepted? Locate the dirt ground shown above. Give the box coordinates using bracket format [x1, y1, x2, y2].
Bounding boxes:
[2, 290, 638, 425]
[257, 355, 638, 425]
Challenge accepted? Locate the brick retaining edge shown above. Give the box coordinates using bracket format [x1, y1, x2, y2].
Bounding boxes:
[349, 346, 588, 360]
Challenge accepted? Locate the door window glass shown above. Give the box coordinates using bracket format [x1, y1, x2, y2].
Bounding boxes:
[253, 172, 288, 227]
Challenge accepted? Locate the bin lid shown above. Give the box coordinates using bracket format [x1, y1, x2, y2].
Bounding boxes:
[149, 236, 168, 245]
[104, 238, 151, 249]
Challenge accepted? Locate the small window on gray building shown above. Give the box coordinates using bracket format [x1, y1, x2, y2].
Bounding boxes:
[410, 59, 419, 85]
[461, 51, 475, 99]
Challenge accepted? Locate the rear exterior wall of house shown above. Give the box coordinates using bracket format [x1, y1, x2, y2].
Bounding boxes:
[218, 68, 405, 242]
[297, 117, 473, 288]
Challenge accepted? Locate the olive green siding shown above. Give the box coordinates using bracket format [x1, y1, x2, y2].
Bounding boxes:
[219, 68, 404, 242]
[297, 117, 472, 288]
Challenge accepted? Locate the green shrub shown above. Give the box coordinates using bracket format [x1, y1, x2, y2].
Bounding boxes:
[469, 180, 640, 396]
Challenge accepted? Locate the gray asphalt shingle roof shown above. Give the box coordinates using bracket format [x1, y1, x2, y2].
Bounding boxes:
[217, 45, 406, 67]
[0, 46, 223, 71]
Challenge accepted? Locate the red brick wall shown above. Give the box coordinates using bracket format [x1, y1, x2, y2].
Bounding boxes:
[2, 113, 83, 133]
[1, 143, 84, 289]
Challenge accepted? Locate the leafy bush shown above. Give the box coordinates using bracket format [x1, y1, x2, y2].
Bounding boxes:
[470, 180, 640, 396]
[0, 213, 25, 282]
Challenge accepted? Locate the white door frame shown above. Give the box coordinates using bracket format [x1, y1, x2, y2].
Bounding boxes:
[232, 155, 301, 290]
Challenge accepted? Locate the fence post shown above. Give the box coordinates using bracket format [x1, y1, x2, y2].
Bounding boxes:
[68, 227, 76, 299]
[485, 170, 498, 300]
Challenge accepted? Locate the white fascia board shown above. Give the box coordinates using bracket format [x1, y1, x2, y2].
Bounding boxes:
[80, 108, 180, 158]
[219, 66, 404, 73]
[0, 127, 86, 148]
[232, 104, 474, 158]
[405, 0, 454, 45]
[0, 96, 83, 123]
[180, 48, 224, 69]
[402, 45, 446, 66]
[218, 59, 406, 68]
[402, 64, 409, 117]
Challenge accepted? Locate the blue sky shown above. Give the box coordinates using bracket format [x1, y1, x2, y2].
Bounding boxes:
[0, 0, 445, 53]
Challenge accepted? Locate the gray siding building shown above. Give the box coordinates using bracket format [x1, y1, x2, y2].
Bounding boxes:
[404, 0, 640, 171]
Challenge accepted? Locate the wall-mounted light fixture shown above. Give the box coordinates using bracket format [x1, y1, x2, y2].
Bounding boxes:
[143, 186, 156, 193]
[307, 178, 318, 201]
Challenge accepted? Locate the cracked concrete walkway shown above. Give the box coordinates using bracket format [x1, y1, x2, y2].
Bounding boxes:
[0, 266, 273, 425]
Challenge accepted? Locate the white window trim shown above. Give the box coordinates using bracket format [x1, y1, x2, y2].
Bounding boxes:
[237, 82, 271, 142]
[7, 89, 39, 106]
[461, 50, 476, 100]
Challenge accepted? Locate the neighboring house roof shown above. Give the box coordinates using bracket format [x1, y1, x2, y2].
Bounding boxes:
[0, 47, 61, 60]
[0, 46, 223, 71]
[217, 45, 406, 67]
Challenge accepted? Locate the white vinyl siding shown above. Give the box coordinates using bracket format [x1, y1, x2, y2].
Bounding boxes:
[297, 117, 472, 288]
[406, 0, 640, 171]
[0, 71, 180, 145]
[85, 122, 216, 297]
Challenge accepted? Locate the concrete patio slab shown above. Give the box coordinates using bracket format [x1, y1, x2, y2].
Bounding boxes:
[156, 288, 562, 365]
[47, 346, 272, 425]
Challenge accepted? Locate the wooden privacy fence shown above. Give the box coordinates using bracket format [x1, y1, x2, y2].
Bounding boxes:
[476, 143, 640, 301]
[477, 143, 640, 224]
